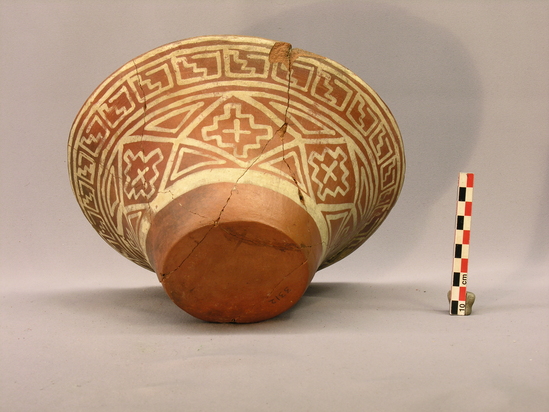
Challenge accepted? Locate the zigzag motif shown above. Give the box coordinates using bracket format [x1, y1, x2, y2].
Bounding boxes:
[76, 152, 95, 183]
[68, 37, 404, 271]
[101, 86, 136, 128]
[82, 115, 108, 150]
[311, 69, 353, 110]
[226, 50, 254, 74]
[172, 51, 222, 84]
[137, 63, 173, 95]
[178, 56, 210, 77]
[224, 49, 268, 77]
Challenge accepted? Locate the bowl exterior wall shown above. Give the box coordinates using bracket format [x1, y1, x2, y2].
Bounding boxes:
[68, 35, 405, 273]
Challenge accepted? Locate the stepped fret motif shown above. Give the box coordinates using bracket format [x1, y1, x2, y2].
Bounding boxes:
[68, 36, 404, 270]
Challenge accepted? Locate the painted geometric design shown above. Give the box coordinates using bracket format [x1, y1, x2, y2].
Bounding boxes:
[224, 49, 269, 78]
[201, 102, 273, 159]
[135, 63, 174, 98]
[105, 165, 120, 218]
[81, 114, 109, 156]
[169, 146, 227, 182]
[77, 180, 98, 212]
[68, 36, 405, 271]
[100, 85, 136, 128]
[122, 146, 165, 203]
[323, 208, 355, 252]
[371, 126, 396, 164]
[76, 151, 95, 184]
[309, 147, 351, 202]
[286, 109, 336, 137]
[145, 102, 205, 135]
[257, 146, 309, 196]
[172, 51, 222, 85]
[289, 63, 315, 92]
[311, 69, 353, 110]
[449, 173, 474, 315]
[347, 95, 377, 133]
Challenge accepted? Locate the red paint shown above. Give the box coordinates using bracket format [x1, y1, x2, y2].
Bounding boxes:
[461, 258, 469, 273]
[462, 230, 470, 245]
[459, 286, 467, 301]
[465, 201, 473, 216]
[467, 173, 474, 187]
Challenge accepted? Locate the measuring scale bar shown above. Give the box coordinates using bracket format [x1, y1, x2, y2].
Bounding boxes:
[449, 172, 475, 315]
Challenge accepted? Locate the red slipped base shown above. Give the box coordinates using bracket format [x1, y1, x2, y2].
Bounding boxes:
[146, 183, 323, 323]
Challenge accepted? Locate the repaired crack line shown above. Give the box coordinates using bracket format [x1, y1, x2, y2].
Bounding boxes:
[278, 44, 306, 207]
[131, 60, 156, 228]
[161, 100, 279, 281]
[160, 42, 309, 280]
[266, 259, 309, 299]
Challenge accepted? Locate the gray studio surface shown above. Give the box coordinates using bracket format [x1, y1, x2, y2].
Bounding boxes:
[1, 1, 547, 411]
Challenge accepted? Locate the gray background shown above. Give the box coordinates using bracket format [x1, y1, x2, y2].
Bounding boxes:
[1, 1, 547, 411]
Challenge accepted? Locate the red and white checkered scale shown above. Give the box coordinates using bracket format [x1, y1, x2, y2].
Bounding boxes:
[449, 173, 474, 315]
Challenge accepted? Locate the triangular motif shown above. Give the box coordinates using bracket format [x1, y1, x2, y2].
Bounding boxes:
[106, 165, 120, 219]
[145, 101, 205, 135]
[125, 210, 144, 239]
[355, 164, 375, 221]
[323, 208, 355, 250]
[256, 146, 309, 196]
[287, 110, 337, 137]
[168, 146, 227, 185]
[266, 102, 337, 138]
